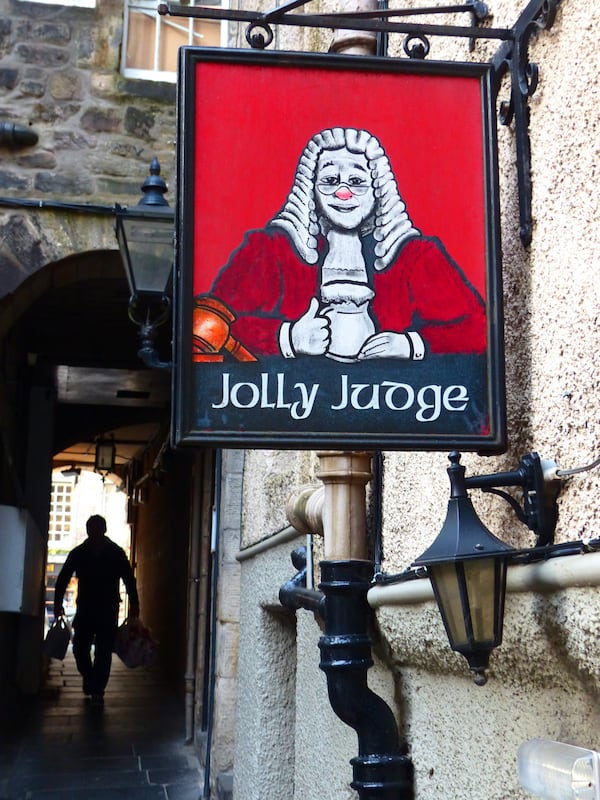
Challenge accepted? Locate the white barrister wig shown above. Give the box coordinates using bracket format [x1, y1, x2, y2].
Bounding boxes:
[271, 127, 420, 269]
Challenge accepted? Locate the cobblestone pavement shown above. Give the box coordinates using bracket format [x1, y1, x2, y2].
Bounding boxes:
[0, 650, 203, 800]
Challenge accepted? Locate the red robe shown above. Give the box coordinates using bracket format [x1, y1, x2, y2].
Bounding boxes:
[208, 227, 486, 357]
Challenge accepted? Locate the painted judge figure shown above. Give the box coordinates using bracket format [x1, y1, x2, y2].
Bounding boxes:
[193, 127, 486, 363]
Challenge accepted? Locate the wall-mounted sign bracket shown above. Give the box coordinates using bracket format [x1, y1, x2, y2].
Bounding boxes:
[160, 0, 561, 247]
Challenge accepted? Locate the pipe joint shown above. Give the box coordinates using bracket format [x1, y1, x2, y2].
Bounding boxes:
[319, 633, 373, 671]
[351, 754, 414, 800]
[279, 546, 325, 617]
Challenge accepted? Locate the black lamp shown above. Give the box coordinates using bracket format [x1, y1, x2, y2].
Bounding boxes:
[413, 451, 515, 686]
[115, 157, 175, 369]
[95, 436, 116, 476]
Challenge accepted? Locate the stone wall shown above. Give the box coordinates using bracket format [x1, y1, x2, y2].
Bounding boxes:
[0, 0, 176, 211]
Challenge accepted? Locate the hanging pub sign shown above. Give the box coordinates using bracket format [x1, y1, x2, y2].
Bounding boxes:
[173, 48, 505, 452]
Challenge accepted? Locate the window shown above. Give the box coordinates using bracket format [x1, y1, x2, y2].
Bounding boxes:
[49, 482, 73, 544]
[122, 0, 228, 83]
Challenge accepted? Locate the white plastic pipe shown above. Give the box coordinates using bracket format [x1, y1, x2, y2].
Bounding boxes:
[368, 551, 600, 608]
[518, 739, 600, 800]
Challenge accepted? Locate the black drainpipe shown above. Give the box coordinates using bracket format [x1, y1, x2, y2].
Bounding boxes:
[280, 551, 413, 800]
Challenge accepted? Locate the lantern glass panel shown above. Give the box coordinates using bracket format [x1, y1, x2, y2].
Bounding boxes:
[463, 557, 498, 643]
[430, 562, 469, 647]
[95, 442, 115, 472]
[119, 214, 174, 295]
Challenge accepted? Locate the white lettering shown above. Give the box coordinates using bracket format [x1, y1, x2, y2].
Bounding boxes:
[382, 381, 414, 411]
[231, 381, 260, 408]
[443, 385, 469, 412]
[350, 383, 380, 410]
[212, 372, 319, 419]
[416, 385, 441, 422]
[212, 372, 230, 409]
[212, 372, 471, 424]
[276, 373, 291, 409]
[291, 383, 319, 420]
[260, 373, 275, 408]
[331, 374, 349, 410]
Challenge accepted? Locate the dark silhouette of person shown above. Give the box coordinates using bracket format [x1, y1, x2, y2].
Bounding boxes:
[53, 514, 139, 707]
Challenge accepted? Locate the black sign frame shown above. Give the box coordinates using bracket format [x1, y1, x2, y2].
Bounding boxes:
[173, 47, 505, 452]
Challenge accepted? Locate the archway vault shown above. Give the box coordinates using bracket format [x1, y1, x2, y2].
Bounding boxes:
[1, 249, 172, 485]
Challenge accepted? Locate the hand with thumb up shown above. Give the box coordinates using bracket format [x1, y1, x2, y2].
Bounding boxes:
[290, 297, 331, 356]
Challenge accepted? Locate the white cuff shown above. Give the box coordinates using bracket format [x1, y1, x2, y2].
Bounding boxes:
[406, 331, 425, 360]
[279, 322, 295, 358]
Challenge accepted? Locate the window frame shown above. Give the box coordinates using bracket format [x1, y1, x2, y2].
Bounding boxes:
[121, 0, 229, 84]
[16, 0, 95, 7]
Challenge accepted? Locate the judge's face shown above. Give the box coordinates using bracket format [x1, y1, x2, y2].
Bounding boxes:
[315, 147, 375, 231]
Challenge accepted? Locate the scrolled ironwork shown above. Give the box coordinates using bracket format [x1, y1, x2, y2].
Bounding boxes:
[128, 296, 172, 370]
[245, 21, 274, 49]
[491, 0, 562, 246]
[539, 0, 558, 30]
[403, 33, 430, 59]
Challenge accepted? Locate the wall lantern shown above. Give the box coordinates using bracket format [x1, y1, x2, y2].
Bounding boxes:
[94, 436, 116, 476]
[413, 451, 514, 685]
[115, 157, 175, 369]
[413, 450, 561, 685]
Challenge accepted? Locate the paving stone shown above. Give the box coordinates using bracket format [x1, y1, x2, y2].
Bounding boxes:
[1, 652, 203, 800]
[147, 768, 203, 786]
[165, 783, 206, 800]
[27, 789, 167, 799]
[139, 755, 192, 771]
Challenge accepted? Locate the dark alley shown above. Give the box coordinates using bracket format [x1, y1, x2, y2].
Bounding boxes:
[0, 650, 203, 800]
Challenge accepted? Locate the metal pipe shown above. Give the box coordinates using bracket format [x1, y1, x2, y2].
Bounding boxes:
[184, 452, 203, 743]
[0, 122, 38, 148]
[283, 452, 414, 799]
[236, 525, 300, 562]
[319, 559, 414, 800]
[330, 0, 378, 55]
[279, 546, 325, 615]
[202, 450, 221, 800]
[316, 451, 372, 560]
[0, 196, 117, 215]
[285, 485, 324, 537]
[195, 450, 216, 735]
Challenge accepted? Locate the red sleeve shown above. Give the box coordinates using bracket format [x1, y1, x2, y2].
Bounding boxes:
[375, 238, 487, 355]
[209, 229, 316, 356]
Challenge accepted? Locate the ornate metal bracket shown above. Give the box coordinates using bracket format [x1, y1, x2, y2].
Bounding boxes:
[490, 0, 559, 246]
[463, 451, 560, 547]
[160, 0, 562, 247]
[128, 296, 173, 370]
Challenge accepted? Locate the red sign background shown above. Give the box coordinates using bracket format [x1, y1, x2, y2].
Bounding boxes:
[192, 60, 486, 299]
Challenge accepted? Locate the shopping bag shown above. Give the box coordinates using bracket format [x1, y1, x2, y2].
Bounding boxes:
[43, 615, 71, 660]
[113, 617, 157, 668]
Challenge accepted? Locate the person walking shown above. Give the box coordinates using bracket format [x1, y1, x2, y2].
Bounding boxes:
[53, 514, 139, 707]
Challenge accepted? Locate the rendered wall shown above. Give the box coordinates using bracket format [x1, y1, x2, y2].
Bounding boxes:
[378, 8, 600, 796]
[233, 2, 600, 799]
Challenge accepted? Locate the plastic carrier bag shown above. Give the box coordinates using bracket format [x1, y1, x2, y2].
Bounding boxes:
[114, 617, 157, 668]
[43, 615, 71, 660]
